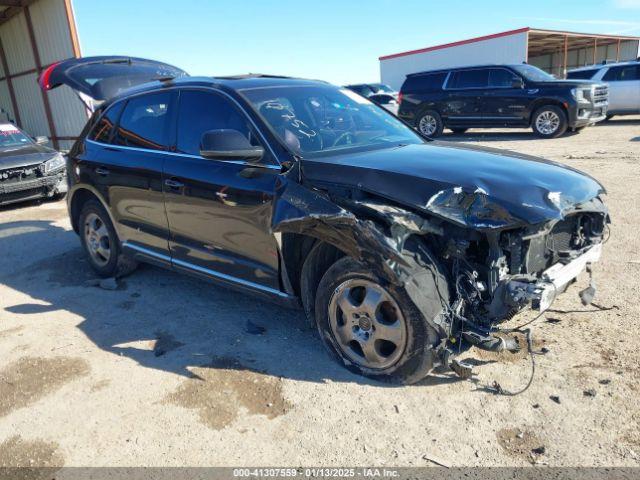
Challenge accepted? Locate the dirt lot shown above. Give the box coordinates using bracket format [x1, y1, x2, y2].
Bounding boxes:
[0, 117, 639, 468]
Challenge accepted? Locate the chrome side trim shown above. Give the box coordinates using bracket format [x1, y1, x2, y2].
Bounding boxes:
[123, 241, 291, 299]
[171, 257, 291, 299]
[122, 242, 172, 262]
[86, 139, 281, 170]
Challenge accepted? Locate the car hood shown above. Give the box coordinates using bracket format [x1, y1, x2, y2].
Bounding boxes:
[0, 144, 57, 170]
[532, 79, 602, 87]
[301, 142, 605, 229]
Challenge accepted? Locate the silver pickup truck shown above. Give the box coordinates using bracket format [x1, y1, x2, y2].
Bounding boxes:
[568, 61, 640, 118]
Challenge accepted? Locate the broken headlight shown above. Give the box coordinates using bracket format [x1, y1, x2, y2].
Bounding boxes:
[43, 153, 65, 174]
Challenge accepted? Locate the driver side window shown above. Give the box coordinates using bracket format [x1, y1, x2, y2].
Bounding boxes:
[176, 90, 260, 157]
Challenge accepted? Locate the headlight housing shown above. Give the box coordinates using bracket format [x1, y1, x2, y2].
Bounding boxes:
[571, 87, 591, 104]
[43, 153, 66, 174]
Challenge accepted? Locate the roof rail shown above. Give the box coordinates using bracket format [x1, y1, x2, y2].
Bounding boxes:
[215, 73, 297, 80]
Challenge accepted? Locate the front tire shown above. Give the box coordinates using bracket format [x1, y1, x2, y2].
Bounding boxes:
[78, 200, 137, 278]
[314, 254, 447, 384]
[416, 110, 444, 138]
[531, 105, 567, 138]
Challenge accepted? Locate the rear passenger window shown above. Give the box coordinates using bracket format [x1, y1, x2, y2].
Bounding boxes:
[448, 69, 490, 89]
[488, 69, 519, 88]
[176, 90, 258, 156]
[114, 92, 173, 150]
[567, 69, 598, 80]
[89, 101, 124, 143]
[403, 72, 446, 93]
[603, 65, 639, 82]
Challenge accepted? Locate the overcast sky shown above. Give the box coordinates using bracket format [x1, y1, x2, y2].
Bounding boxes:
[74, 0, 640, 85]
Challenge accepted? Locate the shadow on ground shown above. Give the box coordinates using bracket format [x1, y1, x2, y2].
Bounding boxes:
[0, 219, 464, 388]
[436, 118, 639, 143]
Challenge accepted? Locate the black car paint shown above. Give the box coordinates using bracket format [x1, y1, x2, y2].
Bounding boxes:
[398, 65, 606, 130]
[301, 142, 604, 228]
[0, 140, 66, 206]
[46, 58, 608, 371]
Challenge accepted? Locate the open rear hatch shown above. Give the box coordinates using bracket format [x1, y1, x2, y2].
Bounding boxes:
[38, 56, 188, 110]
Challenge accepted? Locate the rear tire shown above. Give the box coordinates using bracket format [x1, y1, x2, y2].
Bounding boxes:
[450, 127, 468, 134]
[78, 200, 138, 278]
[314, 249, 448, 384]
[416, 110, 444, 138]
[531, 105, 568, 138]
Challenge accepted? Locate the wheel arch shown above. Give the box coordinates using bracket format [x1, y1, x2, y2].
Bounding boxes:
[414, 104, 442, 126]
[280, 232, 347, 326]
[68, 185, 115, 235]
[528, 99, 568, 125]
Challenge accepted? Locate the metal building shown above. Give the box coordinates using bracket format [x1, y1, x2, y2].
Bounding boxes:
[0, 0, 87, 150]
[380, 27, 640, 90]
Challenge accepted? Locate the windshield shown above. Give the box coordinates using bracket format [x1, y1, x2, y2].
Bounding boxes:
[241, 85, 423, 157]
[511, 64, 555, 82]
[370, 83, 395, 93]
[0, 124, 33, 149]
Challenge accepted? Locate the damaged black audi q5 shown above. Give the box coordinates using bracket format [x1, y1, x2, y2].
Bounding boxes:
[41, 57, 609, 383]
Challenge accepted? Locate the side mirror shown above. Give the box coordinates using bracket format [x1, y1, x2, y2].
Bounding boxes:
[35, 136, 49, 145]
[200, 129, 264, 162]
[512, 78, 524, 89]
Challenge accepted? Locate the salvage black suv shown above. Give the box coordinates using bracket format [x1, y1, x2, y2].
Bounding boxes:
[41, 57, 609, 383]
[398, 64, 608, 138]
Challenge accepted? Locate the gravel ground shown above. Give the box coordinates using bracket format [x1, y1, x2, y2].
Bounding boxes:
[0, 117, 638, 468]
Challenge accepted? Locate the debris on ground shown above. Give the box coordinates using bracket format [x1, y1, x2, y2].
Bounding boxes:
[531, 446, 546, 455]
[246, 320, 266, 335]
[421, 454, 450, 468]
[583, 389, 597, 397]
[550, 395, 561, 404]
[491, 381, 504, 394]
[153, 331, 185, 357]
[99, 278, 119, 291]
[83, 278, 119, 290]
[497, 428, 545, 465]
[599, 379, 611, 385]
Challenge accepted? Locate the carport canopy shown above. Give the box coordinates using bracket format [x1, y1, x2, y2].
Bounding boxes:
[527, 28, 640, 76]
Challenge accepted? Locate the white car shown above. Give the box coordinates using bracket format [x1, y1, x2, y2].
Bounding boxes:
[567, 61, 640, 118]
[344, 83, 399, 115]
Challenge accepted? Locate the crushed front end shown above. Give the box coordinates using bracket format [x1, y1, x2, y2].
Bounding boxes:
[424, 193, 609, 362]
[0, 156, 67, 206]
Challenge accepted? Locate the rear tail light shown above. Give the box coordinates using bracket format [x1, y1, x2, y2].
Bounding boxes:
[38, 62, 60, 91]
[397, 92, 403, 105]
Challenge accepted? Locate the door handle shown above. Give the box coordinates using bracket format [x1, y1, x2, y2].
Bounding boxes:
[164, 178, 184, 189]
[95, 167, 110, 176]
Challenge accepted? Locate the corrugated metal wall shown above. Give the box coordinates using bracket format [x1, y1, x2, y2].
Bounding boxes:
[0, 0, 87, 151]
[380, 32, 529, 90]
